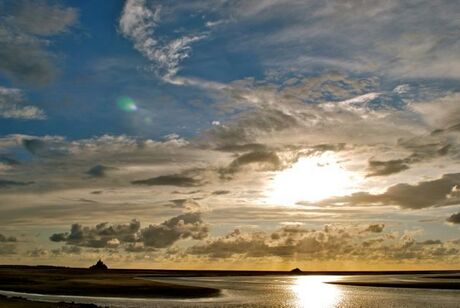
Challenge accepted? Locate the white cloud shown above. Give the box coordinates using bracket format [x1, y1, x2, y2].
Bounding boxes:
[0, 86, 46, 120]
[119, 0, 207, 82]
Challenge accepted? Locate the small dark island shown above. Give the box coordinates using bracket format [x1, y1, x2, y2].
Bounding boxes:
[89, 259, 108, 271]
[290, 268, 302, 274]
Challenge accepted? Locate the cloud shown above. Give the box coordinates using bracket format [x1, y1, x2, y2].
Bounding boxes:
[49, 213, 208, 250]
[8, 0, 79, 36]
[222, 151, 283, 175]
[165, 199, 202, 212]
[119, 0, 206, 82]
[366, 159, 410, 177]
[364, 224, 385, 233]
[212, 190, 230, 195]
[0, 234, 17, 242]
[141, 212, 208, 248]
[322, 173, 460, 209]
[22, 137, 67, 157]
[85, 165, 115, 178]
[0, 244, 16, 255]
[50, 219, 140, 248]
[132, 174, 202, 187]
[0, 87, 46, 120]
[0, 179, 33, 188]
[447, 213, 460, 224]
[187, 224, 460, 262]
[0, 0, 78, 85]
[0, 233, 17, 255]
[0, 155, 20, 166]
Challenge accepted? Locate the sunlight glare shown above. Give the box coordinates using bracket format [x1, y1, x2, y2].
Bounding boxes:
[291, 276, 342, 308]
[267, 152, 360, 205]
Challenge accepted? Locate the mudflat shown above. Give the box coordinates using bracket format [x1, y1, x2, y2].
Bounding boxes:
[0, 294, 101, 308]
[0, 266, 220, 299]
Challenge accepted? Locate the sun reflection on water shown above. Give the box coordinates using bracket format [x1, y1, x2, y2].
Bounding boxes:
[291, 276, 342, 308]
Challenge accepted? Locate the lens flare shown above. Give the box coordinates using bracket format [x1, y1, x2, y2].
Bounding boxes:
[116, 96, 138, 112]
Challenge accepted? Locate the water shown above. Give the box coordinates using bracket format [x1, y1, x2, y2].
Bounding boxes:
[1, 274, 460, 307]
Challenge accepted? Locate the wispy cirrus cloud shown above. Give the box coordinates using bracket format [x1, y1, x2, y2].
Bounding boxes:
[119, 0, 207, 82]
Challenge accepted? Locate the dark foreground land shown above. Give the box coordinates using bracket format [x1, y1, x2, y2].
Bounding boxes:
[0, 266, 220, 299]
[1, 266, 460, 307]
[0, 294, 101, 308]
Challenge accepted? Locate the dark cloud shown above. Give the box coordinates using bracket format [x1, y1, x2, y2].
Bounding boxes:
[420, 240, 442, 245]
[367, 141, 452, 177]
[220, 151, 282, 177]
[22, 138, 67, 157]
[132, 175, 202, 187]
[0, 179, 33, 188]
[85, 164, 114, 178]
[8, 0, 79, 36]
[366, 159, 410, 177]
[212, 190, 230, 195]
[49, 214, 208, 250]
[0, 155, 20, 166]
[229, 151, 281, 171]
[22, 139, 47, 155]
[322, 173, 460, 209]
[364, 224, 385, 233]
[0, 0, 78, 85]
[141, 213, 208, 248]
[49, 219, 140, 248]
[447, 212, 460, 224]
[0, 234, 17, 242]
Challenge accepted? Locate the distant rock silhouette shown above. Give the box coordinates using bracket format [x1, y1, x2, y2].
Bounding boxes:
[89, 259, 108, 271]
[290, 268, 302, 273]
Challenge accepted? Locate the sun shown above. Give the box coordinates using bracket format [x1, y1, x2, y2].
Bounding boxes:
[266, 151, 360, 205]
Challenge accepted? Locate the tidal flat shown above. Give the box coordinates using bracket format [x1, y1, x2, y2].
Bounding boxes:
[0, 266, 220, 299]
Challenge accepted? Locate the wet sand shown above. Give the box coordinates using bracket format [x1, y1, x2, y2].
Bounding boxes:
[0, 266, 220, 299]
[329, 280, 460, 289]
[0, 294, 101, 308]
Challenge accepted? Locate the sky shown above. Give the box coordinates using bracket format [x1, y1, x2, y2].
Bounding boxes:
[1, 0, 460, 270]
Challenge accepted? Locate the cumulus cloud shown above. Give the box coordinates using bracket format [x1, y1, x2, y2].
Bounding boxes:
[447, 212, 460, 224]
[364, 224, 385, 233]
[49, 213, 208, 250]
[50, 219, 140, 248]
[188, 224, 460, 262]
[0, 87, 46, 120]
[0, 234, 17, 242]
[141, 212, 208, 248]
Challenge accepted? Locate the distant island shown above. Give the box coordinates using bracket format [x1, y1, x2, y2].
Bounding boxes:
[290, 268, 302, 274]
[89, 259, 108, 271]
